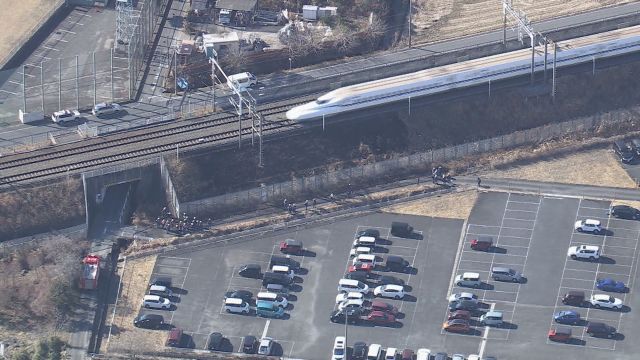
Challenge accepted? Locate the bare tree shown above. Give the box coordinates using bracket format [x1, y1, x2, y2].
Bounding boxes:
[362, 13, 387, 50]
[332, 23, 356, 53]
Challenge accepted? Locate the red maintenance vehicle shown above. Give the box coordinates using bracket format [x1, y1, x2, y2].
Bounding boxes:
[79, 255, 101, 290]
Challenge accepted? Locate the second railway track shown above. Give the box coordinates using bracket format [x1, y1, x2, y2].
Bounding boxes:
[0, 95, 315, 173]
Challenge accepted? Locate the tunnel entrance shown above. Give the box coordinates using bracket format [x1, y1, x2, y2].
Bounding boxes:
[87, 181, 138, 239]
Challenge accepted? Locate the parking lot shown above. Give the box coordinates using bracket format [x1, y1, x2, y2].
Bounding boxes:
[136, 213, 467, 357]
[456, 192, 640, 360]
[130, 191, 640, 359]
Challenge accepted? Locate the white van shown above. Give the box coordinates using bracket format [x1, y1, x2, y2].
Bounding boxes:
[227, 72, 257, 91]
[271, 265, 295, 280]
[367, 344, 382, 360]
[353, 236, 376, 248]
[257, 291, 288, 308]
[223, 297, 250, 314]
[455, 272, 482, 288]
[338, 278, 369, 294]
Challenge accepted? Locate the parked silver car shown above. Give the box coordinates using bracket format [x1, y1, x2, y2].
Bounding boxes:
[491, 267, 523, 283]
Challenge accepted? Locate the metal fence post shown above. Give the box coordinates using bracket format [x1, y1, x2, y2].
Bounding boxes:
[93, 52, 97, 106]
[110, 47, 114, 102]
[22, 65, 27, 112]
[76, 55, 79, 109]
[40, 62, 45, 113]
[58, 58, 62, 110]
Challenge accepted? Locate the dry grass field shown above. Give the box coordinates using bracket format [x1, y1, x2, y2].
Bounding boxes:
[412, 0, 634, 43]
[105, 256, 165, 354]
[0, 0, 63, 65]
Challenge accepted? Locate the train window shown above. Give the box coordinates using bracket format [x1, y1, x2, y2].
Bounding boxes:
[316, 99, 329, 105]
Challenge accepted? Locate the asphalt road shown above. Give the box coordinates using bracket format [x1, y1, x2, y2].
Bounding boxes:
[2, 3, 640, 150]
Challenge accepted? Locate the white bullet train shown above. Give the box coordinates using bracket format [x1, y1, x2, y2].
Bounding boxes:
[286, 25, 640, 122]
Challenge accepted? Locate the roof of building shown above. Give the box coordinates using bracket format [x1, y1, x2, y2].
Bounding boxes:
[215, 0, 257, 11]
[191, 0, 207, 11]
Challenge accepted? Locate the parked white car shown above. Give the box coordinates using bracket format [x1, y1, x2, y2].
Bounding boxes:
[335, 292, 364, 304]
[338, 299, 365, 311]
[352, 254, 377, 267]
[589, 294, 623, 309]
[448, 292, 479, 303]
[257, 337, 273, 355]
[51, 109, 80, 123]
[373, 284, 405, 299]
[575, 219, 603, 234]
[92, 102, 122, 116]
[385, 348, 398, 360]
[332, 336, 346, 360]
[143, 295, 171, 310]
[416, 349, 432, 360]
[350, 246, 372, 258]
[567, 245, 600, 261]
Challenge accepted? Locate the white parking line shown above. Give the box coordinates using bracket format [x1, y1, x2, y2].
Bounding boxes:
[507, 200, 540, 205]
[58, 29, 76, 34]
[503, 217, 535, 222]
[478, 302, 496, 358]
[42, 45, 60, 51]
[261, 319, 271, 338]
[468, 224, 501, 228]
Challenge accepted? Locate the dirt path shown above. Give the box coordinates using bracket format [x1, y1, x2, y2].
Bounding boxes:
[0, 0, 63, 66]
[411, 0, 634, 43]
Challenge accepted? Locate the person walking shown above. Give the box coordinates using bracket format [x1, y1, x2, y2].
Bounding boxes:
[283, 198, 288, 210]
[313, 198, 317, 208]
[304, 199, 309, 212]
[477, 177, 482, 188]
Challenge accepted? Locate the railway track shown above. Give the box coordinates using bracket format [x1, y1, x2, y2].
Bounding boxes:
[0, 116, 297, 184]
[0, 95, 314, 177]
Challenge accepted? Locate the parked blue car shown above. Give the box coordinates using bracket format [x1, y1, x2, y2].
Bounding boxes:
[554, 310, 581, 325]
[596, 278, 626, 292]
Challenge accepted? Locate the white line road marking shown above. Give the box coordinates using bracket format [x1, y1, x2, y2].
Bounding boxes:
[261, 319, 271, 338]
[0, 89, 18, 95]
[478, 302, 495, 358]
[42, 45, 60, 51]
[447, 220, 470, 296]
[58, 29, 76, 34]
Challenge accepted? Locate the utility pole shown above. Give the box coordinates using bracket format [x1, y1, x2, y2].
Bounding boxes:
[503, 0, 537, 83]
[408, 0, 412, 47]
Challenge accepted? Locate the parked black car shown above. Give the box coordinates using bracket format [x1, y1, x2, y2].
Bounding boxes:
[356, 229, 380, 240]
[562, 290, 586, 306]
[586, 322, 617, 338]
[377, 275, 405, 286]
[269, 255, 300, 270]
[610, 205, 640, 220]
[224, 290, 253, 302]
[613, 140, 634, 163]
[242, 335, 257, 354]
[206, 332, 224, 351]
[238, 264, 262, 278]
[385, 255, 411, 273]
[352, 342, 368, 360]
[391, 222, 413, 237]
[133, 314, 164, 329]
[262, 272, 292, 286]
[345, 270, 370, 283]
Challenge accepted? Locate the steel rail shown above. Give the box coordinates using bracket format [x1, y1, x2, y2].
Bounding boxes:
[0, 118, 296, 184]
[0, 96, 314, 172]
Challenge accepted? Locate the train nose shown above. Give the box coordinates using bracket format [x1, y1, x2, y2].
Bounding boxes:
[286, 102, 321, 121]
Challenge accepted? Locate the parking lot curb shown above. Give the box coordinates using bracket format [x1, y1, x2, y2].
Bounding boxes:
[447, 218, 469, 297]
[124, 185, 465, 260]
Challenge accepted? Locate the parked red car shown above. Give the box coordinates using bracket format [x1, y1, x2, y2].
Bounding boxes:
[548, 326, 572, 342]
[367, 311, 396, 325]
[370, 300, 399, 315]
[447, 310, 471, 321]
[442, 319, 471, 333]
[470, 236, 493, 251]
[280, 239, 303, 254]
[349, 263, 374, 273]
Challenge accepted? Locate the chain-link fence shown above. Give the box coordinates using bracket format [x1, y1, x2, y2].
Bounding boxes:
[0, 0, 169, 128]
[179, 111, 627, 215]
